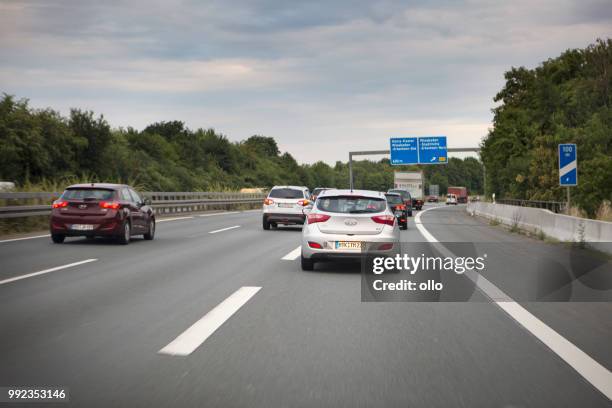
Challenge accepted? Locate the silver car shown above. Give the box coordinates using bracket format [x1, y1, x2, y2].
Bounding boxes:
[301, 189, 400, 270]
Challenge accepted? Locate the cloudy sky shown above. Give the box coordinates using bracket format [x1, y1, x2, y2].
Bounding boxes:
[1, 0, 610, 163]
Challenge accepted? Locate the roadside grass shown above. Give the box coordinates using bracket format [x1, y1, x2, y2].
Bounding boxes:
[595, 200, 612, 222]
[0, 216, 49, 236]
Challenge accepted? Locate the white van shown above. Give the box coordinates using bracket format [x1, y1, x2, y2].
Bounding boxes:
[446, 193, 458, 205]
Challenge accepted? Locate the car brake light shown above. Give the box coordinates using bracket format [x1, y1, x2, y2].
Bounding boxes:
[298, 199, 310, 206]
[308, 241, 323, 249]
[307, 213, 331, 224]
[395, 204, 405, 210]
[52, 200, 68, 209]
[378, 243, 394, 250]
[100, 201, 120, 210]
[371, 215, 395, 226]
[264, 198, 274, 205]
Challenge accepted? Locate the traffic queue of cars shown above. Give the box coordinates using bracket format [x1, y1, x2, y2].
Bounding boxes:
[261, 185, 437, 270]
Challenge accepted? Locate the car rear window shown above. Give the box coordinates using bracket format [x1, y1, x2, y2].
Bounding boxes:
[385, 194, 403, 205]
[317, 196, 386, 214]
[269, 188, 304, 199]
[62, 188, 115, 200]
[388, 189, 411, 200]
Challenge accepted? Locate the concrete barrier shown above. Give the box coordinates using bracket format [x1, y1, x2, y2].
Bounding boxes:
[466, 202, 612, 255]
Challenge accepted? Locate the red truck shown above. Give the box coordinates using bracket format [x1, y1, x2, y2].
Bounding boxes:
[447, 186, 468, 204]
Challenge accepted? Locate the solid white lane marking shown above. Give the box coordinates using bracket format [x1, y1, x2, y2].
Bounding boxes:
[208, 225, 240, 234]
[159, 286, 261, 356]
[0, 234, 50, 244]
[199, 212, 239, 217]
[282, 246, 301, 260]
[415, 206, 612, 400]
[0, 259, 98, 286]
[157, 216, 194, 223]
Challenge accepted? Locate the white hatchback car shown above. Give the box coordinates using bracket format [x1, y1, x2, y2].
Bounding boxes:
[262, 186, 310, 230]
[301, 189, 400, 270]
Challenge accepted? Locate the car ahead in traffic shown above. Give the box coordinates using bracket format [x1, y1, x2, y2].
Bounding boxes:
[310, 187, 334, 201]
[386, 189, 413, 216]
[262, 186, 310, 230]
[446, 193, 458, 205]
[385, 192, 408, 230]
[301, 189, 400, 271]
[50, 183, 155, 244]
[428, 195, 439, 203]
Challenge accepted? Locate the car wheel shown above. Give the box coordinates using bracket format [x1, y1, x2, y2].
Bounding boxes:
[51, 234, 65, 244]
[402, 221, 408, 230]
[118, 222, 131, 245]
[144, 218, 155, 240]
[262, 217, 270, 230]
[408, 211, 413, 217]
[301, 254, 314, 271]
[271, 222, 278, 229]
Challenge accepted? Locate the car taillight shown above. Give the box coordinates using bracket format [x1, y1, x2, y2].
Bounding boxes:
[371, 215, 395, 226]
[308, 241, 323, 249]
[298, 199, 310, 206]
[307, 213, 331, 224]
[52, 200, 68, 209]
[100, 201, 120, 210]
[378, 243, 394, 250]
[395, 204, 405, 210]
[264, 198, 274, 205]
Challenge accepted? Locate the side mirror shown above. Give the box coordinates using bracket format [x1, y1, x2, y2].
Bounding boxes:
[144, 198, 152, 206]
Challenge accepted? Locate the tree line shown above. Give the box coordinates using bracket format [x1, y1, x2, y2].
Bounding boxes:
[481, 38, 612, 216]
[0, 94, 482, 194]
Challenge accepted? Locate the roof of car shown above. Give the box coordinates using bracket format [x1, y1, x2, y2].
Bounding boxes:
[385, 192, 402, 196]
[318, 189, 384, 199]
[66, 183, 127, 189]
[270, 185, 308, 190]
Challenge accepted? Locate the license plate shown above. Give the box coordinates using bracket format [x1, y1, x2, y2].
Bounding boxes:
[278, 203, 294, 208]
[335, 241, 362, 250]
[394, 211, 403, 217]
[71, 224, 94, 231]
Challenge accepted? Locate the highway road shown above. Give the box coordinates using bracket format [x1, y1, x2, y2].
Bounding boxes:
[1, 205, 611, 407]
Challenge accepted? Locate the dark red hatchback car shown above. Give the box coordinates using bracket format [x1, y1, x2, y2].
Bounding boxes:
[50, 183, 155, 244]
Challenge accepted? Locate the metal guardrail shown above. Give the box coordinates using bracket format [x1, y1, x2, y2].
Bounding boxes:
[496, 198, 566, 214]
[0, 191, 266, 219]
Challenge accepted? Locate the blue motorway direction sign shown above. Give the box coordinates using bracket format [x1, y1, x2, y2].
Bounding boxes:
[559, 143, 577, 186]
[418, 136, 447, 164]
[390, 136, 447, 165]
[390, 137, 418, 165]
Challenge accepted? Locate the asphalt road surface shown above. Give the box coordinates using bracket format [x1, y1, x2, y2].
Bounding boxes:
[1, 205, 611, 407]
